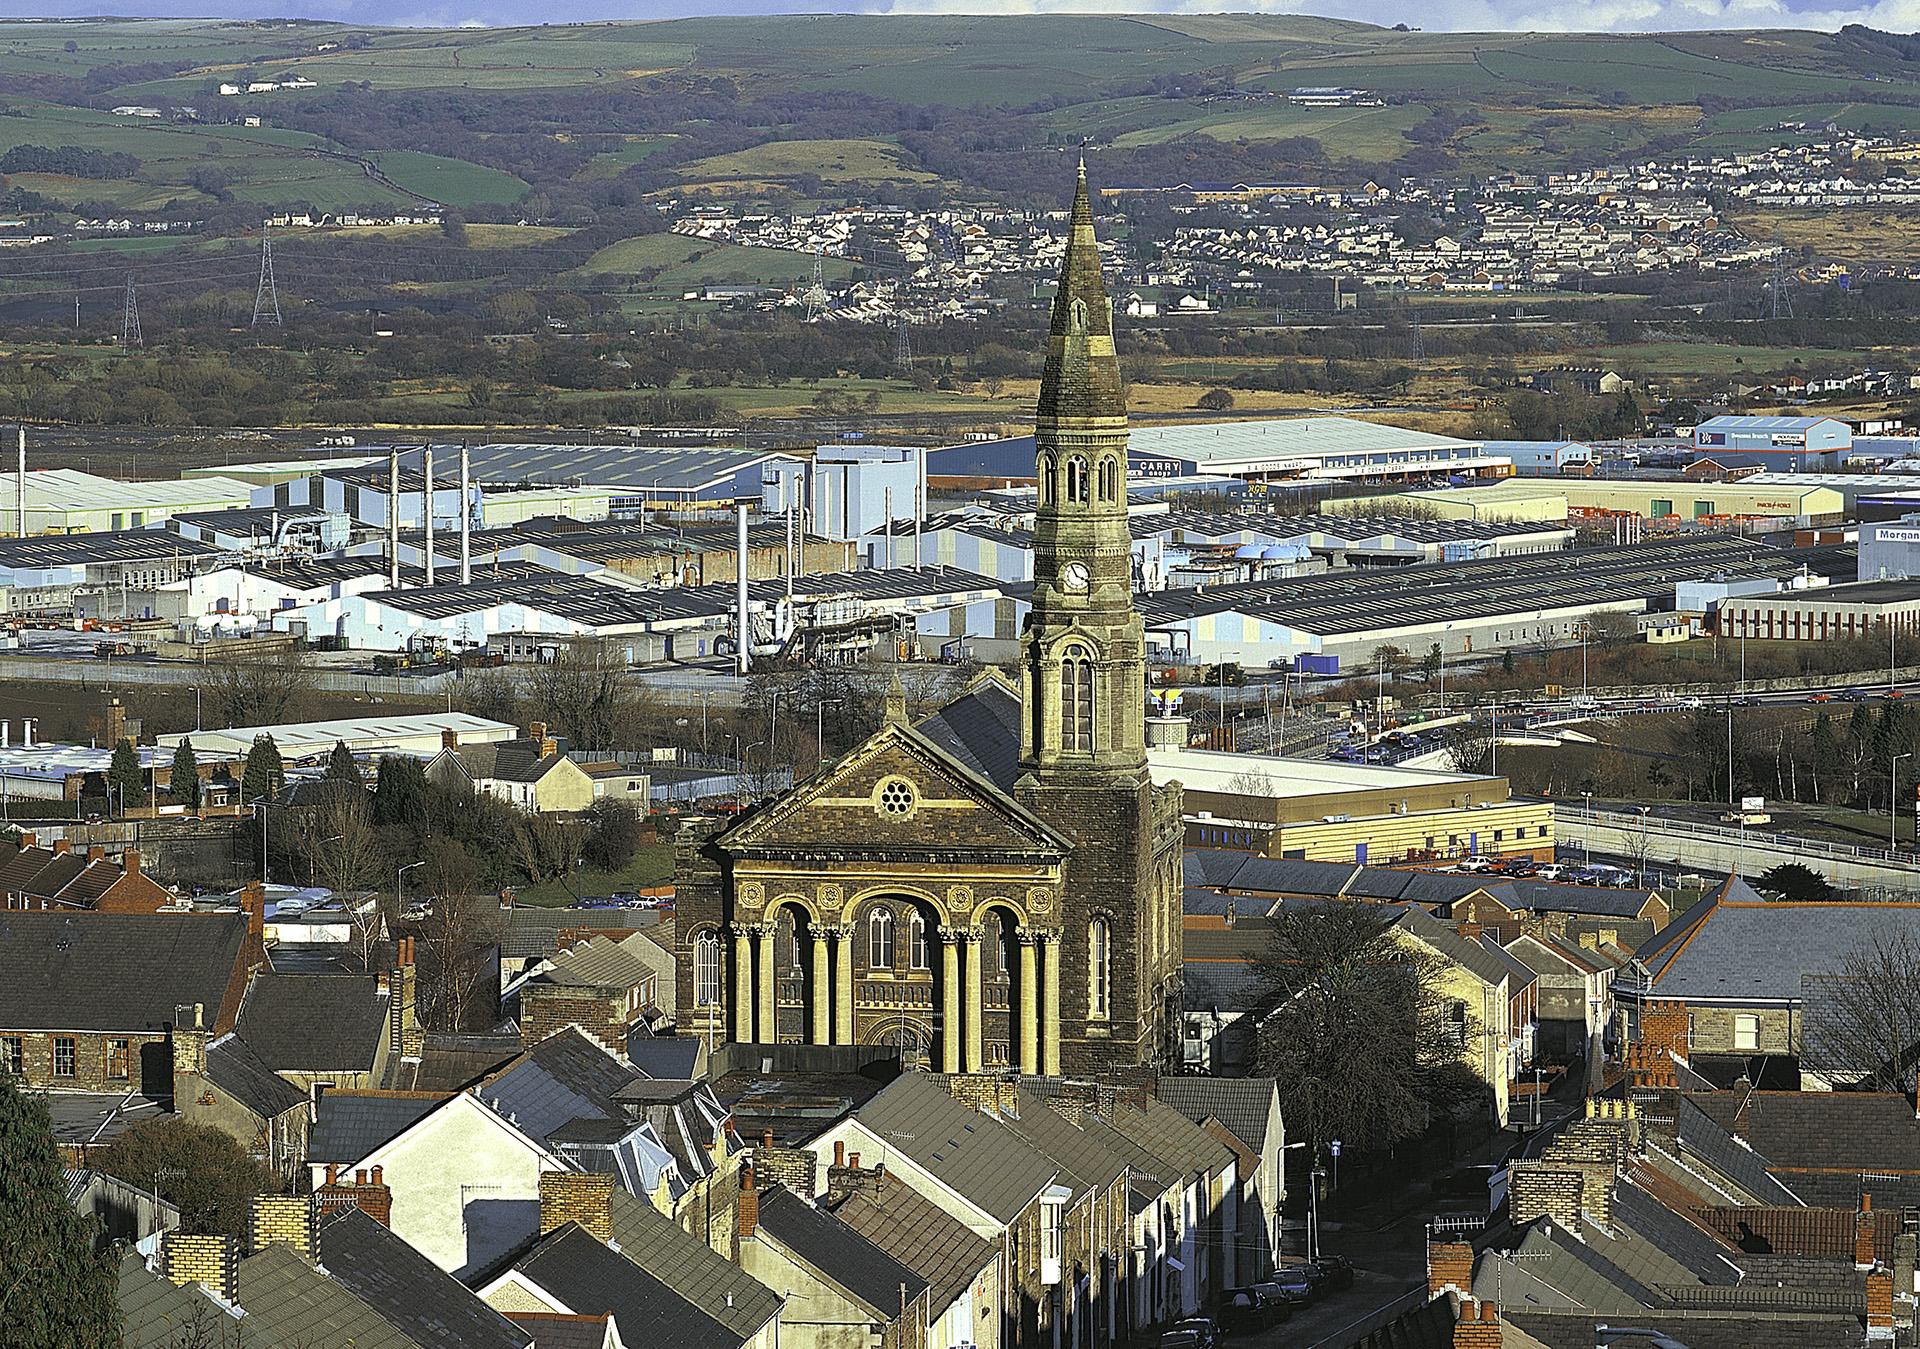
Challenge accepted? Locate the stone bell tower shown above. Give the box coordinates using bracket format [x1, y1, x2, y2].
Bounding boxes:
[1016, 162, 1182, 1074]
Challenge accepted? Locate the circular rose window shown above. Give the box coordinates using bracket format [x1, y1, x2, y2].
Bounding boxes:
[876, 777, 917, 817]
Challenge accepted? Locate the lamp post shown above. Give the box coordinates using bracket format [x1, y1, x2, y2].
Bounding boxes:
[742, 740, 765, 801]
[816, 697, 844, 769]
[1894, 753, 1912, 850]
[397, 859, 425, 915]
[1581, 791, 1594, 865]
[187, 684, 202, 732]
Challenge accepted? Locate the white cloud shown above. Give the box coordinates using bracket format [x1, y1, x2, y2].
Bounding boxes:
[876, 0, 1873, 33]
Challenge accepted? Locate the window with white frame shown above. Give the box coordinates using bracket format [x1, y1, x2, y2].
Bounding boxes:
[693, 932, 721, 1007]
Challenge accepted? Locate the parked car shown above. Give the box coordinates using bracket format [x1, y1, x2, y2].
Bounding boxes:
[1158, 1332, 1205, 1349]
[1263, 1267, 1318, 1303]
[1220, 1287, 1291, 1333]
[1171, 1317, 1217, 1349]
[1311, 1255, 1355, 1290]
[1456, 856, 1498, 874]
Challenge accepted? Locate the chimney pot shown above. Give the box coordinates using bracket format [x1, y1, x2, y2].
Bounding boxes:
[834, 1140, 846, 1167]
[762, 1128, 774, 1151]
[849, 1152, 861, 1169]
[355, 1169, 367, 1184]
[370, 1165, 382, 1185]
[326, 1163, 339, 1185]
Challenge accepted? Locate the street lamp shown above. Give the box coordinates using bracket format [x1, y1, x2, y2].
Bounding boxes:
[1282, 1142, 1323, 1261]
[815, 697, 844, 769]
[1581, 791, 1594, 865]
[1894, 753, 1913, 850]
[397, 859, 426, 914]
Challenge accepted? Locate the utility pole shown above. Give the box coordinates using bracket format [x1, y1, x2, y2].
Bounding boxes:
[120, 272, 142, 350]
[804, 247, 828, 321]
[893, 313, 913, 371]
[252, 220, 282, 328]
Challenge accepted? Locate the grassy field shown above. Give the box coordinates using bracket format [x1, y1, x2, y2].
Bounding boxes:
[514, 842, 676, 907]
[1113, 102, 1428, 161]
[675, 138, 937, 189]
[1732, 208, 1920, 262]
[574, 232, 857, 289]
[370, 150, 528, 207]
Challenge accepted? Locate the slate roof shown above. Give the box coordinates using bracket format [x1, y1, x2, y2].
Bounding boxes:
[388, 1033, 523, 1092]
[0, 910, 249, 1032]
[502, 1312, 614, 1349]
[236, 1243, 414, 1349]
[235, 972, 386, 1072]
[204, 1032, 306, 1119]
[1155, 1077, 1280, 1153]
[626, 1037, 703, 1079]
[1580, 1181, 1744, 1289]
[824, 1172, 997, 1313]
[516, 1223, 748, 1349]
[308, 1091, 448, 1164]
[852, 1072, 1059, 1225]
[476, 1027, 640, 1143]
[1394, 904, 1513, 988]
[913, 677, 1021, 792]
[1634, 892, 1920, 1000]
[757, 1187, 929, 1314]
[1505, 1311, 1870, 1349]
[318, 1207, 533, 1349]
[119, 1250, 249, 1349]
[1667, 1096, 1804, 1207]
[1688, 1090, 1920, 1204]
[454, 740, 570, 785]
[501, 907, 663, 960]
[983, 1087, 1130, 1198]
[608, 1189, 782, 1337]
[1181, 958, 1271, 1014]
[542, 935, 656, 989]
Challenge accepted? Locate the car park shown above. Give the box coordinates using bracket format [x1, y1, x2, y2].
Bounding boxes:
[1456, 856, 1498, 873]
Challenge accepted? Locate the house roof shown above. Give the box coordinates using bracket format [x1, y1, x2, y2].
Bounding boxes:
[307, 1091, 449, 1164]
[501, 1312, 614, 1349]
[118, 1250, 247, 1349]
[1394, 904, 1512, 989]
[852, 1072, 1059, 1225]
[1155, 1077, 1280, 1153]
[1669, 1096, 1804, 1207]
[454, 740, 571, 785]
[824, 1172, 997, 1313]
[913, 677, 1022, 792]
[1633, 887, 1920, 1001]
[235, 972, 386, 1073]
[626, 1037, 703, 1079]
[608, 1189, 781, 1337]
[982, 1087, 1130, 1199]
[515, 1222, 750, 1349]
[317, 1207, 533, 1349]
[0, 910, 250, 1032]
[1688, 1090, 1920, 1204]
[476, 1027, 641, 1144]
[235, 1243, 414, 1349]
[756, 1187, 929, 1315]
[541, 936, 656, 990]
[204, 1033, 307, 1119]
[500, 906, 665, 960]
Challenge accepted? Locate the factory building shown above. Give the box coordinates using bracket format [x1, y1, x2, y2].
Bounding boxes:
[1154, 746, 1552, 865]
[395, 443, 801, 509]
[926, 415, 1505, 486]
[259, 466, 609, 531]
[762, 444, 927, 542]
[1861, 513, 1920, 581]
[166, 505, 351, 554]
[1692, 414, 1852, 471]
[2, 469, 254, 535]
[1720, 579, 1920, 642]
[157, 712, 518, 760]
[1135, 536, 1852, 666]
[0, 530, 225, 617]
[1352, 478, 1844, 524]
[183, 453, 383, 487]
[270, 567, 1019, 663]
[1482, 440, 1596, 475]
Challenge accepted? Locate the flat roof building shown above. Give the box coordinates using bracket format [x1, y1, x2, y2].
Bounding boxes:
[3, 469, 254, 536]
[156, 713, 518, 760]
[1350, 478, 1845, 524]
[1694, 415, 1851, 471]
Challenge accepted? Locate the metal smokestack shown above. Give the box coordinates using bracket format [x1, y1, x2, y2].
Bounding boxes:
[735, 503, 750, 678]
[459, 441, 472, 586]
[422, 444, 436, 587]
[15, 425, 24, 538]
[387, 445, 401, 589]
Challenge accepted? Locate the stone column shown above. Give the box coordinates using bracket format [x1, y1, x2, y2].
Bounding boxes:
[811, 927, 832, 1045]
[733, 926, 755, 1042]
[1041, 930, 1062, 1077]
[962, 926, 985, 1073]
[833, 926, 855, 1045]
[755, 922, 776, 1046]
[940, 927, 962, 1071]
[1018, 931, 1040, 1073]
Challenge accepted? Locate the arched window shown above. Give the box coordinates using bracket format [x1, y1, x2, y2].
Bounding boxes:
[693, 932, 721, 1008]
[1065, 456, 1089, 505]
[907, 910, 929, 970]
[868, 907, 895, 969]
[1089, 917, 1111, 1020]
[1070, 298, 1088, 332]
[1097, 455, 1117, 503]
[1038, 454, 1055, 506]
[1061, 645, 1094, 752]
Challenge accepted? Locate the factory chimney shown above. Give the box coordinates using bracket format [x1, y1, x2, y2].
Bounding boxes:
[459, 442, 472, 586]
[735, 503, 750, 678]
[15, 425, 24, 539]
[422, 444, 436, 588]
[387, 445, 401, 589]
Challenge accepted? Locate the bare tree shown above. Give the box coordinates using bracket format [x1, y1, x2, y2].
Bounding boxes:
[412, 835, 496, 1031]
[1802, 928, 1920, 1093]
[523, 642, 657, 750]
[203, 648, 313, 727]
[1254, 901, 1484, 1159]
[1446, 726, 1494, 775]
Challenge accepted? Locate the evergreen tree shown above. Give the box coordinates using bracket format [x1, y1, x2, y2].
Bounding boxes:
[107, 737, 145, 809]
[0, 1074, 123, 1347]
[372, 754, 431, 831]
[241, 734, 284, 802]
[324, 739, 362, 785]
[169, 736, 200, 809]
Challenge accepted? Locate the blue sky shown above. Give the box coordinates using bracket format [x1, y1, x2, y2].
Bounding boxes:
[0, 0, 1902, 36]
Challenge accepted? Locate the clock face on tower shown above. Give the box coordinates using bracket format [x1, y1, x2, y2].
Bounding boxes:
[1061, 561, 1090, 594]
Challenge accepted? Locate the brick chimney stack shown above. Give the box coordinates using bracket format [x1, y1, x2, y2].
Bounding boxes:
[441, 730, 459, 751]
[124, 848, 141, 878]
[105, 698, 125, 749]
[161, 1232, 238, 1300]
[390, 937, 423, 1059]
[1453, 1298, 1502, 1348]
[1858, 1194, 1877, 1270]
[1428, 1239, 1475, 1298]
[52, 838, 70, 856]
[238, 880, 265, 946]
[737, 1161, 760, 1239]
[1867, 1268, 1895, 1342]
[316, 1166, 394, 1227]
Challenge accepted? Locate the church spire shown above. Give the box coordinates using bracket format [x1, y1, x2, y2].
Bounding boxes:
[1036, 160, 1126, 428]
